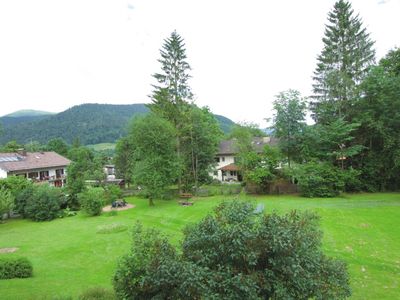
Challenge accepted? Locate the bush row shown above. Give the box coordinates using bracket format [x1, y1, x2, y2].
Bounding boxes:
[196, 184, 242, 197]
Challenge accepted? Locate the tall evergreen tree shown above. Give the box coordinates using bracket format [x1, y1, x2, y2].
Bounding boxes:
[311, 0, 375, 123]
[150, 31, 200, 192]
[150, 30, 193, 124]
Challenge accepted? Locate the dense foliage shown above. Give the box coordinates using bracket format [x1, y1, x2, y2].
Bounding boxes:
[0, 104, 234, 146]
[272, 90, 306, 167]
[129, 114, 180, 205]
[0, 257, 33, 279]
[24, 185, 63, 221]
[78, 187, 105, 216]
[0, 188, 14, 220]
[294, 162, 347, 197]
[66, 146, 104, 209]
[114, 201, 350, 299]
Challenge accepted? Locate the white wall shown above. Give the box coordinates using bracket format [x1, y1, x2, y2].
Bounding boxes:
[0, 168, 8, 179]
[210, 155, 237, 181]
[49, 169, 56, 178]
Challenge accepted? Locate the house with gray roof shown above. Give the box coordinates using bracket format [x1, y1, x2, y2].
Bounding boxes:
[211, 137, 279, 182]
[0, 150, 71, 187]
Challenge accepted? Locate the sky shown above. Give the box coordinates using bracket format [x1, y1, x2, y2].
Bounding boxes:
[0, 0, 399, 127]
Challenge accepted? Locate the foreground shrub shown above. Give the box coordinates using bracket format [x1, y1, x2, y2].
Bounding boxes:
[24, 185, 62, 221]
[294, 162, 346, 197]
[79, 187, 105, 216]
[114, 201, 351, 299]
[0, 257, 33, 279]
[79, 287, 116, 300]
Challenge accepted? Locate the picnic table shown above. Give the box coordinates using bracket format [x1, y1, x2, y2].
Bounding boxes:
[112, 199, 127, 208]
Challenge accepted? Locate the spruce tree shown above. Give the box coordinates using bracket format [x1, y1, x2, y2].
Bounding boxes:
[150, 31, 193, 123]
[149, 31, 193, 192]
[311, 0, 375, 123]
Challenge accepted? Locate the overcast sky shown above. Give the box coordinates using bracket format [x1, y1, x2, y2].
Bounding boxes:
[0, 0, 399, 126]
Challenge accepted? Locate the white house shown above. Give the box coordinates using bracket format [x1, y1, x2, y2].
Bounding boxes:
[0, 150, 71, 187]
[211, 137, 278, 182]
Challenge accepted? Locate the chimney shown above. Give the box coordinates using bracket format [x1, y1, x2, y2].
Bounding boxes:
[17, 148, 27, 156]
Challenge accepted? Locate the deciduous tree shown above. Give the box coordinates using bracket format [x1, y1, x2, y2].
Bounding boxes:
[129, 114, 179, 206]
[272, 90, 306, 167]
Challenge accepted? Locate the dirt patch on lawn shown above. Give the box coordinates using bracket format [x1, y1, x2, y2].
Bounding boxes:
[102, 204, 135, 212]
[0, 247, 18, 254]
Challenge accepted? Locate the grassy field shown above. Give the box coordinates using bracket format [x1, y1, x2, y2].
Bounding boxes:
[86, 143, 116, 152]
[0, 193, 399, 299]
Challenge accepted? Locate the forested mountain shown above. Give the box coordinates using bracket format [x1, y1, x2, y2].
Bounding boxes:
[0, 103, 235, 145]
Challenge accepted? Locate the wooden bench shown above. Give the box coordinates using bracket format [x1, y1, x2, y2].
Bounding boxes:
[179, 193, 194, 206]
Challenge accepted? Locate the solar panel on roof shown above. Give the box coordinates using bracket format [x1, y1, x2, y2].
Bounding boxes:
[0, 156, 20, 162]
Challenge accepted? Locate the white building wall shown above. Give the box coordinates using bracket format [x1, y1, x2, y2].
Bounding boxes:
[210, 155, 237, 181]
[0, 168, 8, 179]
[49, 169, 56, 178]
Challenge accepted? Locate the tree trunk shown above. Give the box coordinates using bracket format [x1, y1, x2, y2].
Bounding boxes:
[149, 197, 155, 206]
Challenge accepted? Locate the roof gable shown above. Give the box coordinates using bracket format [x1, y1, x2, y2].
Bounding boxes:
[217, 137, 279, 155]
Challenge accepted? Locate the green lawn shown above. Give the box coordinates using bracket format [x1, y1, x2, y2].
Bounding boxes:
[86, 143, 116, 152]
[0, 193, 399, 299]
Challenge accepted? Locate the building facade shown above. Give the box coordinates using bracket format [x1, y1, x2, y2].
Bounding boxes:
[211, 137, 278, 182]
[0, 151, 71, 187]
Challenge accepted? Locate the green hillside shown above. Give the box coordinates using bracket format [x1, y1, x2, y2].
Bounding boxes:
[4, 109, 55, 117]
[0, 103, 235, 145]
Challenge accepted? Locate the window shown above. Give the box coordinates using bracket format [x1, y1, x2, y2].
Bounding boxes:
[28, 172, 38, 179]
[221, 157, 225, 162]
[213, 171, 218, 176]
[215, 157, 220, 163]
[39, 171, 49, 180]
[230, 171, 237, 176]
[56, 169, 64, 179]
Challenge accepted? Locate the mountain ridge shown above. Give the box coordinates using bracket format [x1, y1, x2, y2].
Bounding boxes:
[3, 109, 56, 118]
[0, 103, 235, 145]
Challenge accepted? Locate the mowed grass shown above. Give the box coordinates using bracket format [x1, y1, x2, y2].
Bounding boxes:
[0, 193, 399, 299]
[86, 143, 116, 152]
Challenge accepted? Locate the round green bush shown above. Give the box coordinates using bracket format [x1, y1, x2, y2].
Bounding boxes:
[78, 187, 105, 216]
[0, 257, 33, 279]
[24, 185, 63, 221]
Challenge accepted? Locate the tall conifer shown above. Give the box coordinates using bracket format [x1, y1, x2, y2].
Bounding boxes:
[311, 0, 375, 123]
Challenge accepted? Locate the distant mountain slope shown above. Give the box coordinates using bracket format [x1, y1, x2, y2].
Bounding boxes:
[4, 109, 55, 117]
[0, 115, 53, 127]
[0, 103, 235, 145]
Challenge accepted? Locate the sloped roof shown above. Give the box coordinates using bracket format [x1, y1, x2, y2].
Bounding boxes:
[219, 163, 240, 171]
[0, 152, 71, 172]
[217, 137, 279, 155]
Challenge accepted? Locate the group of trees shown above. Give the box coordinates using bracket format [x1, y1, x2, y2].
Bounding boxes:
[115, 31, 222, 205]
[271, 0, 400, 196]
